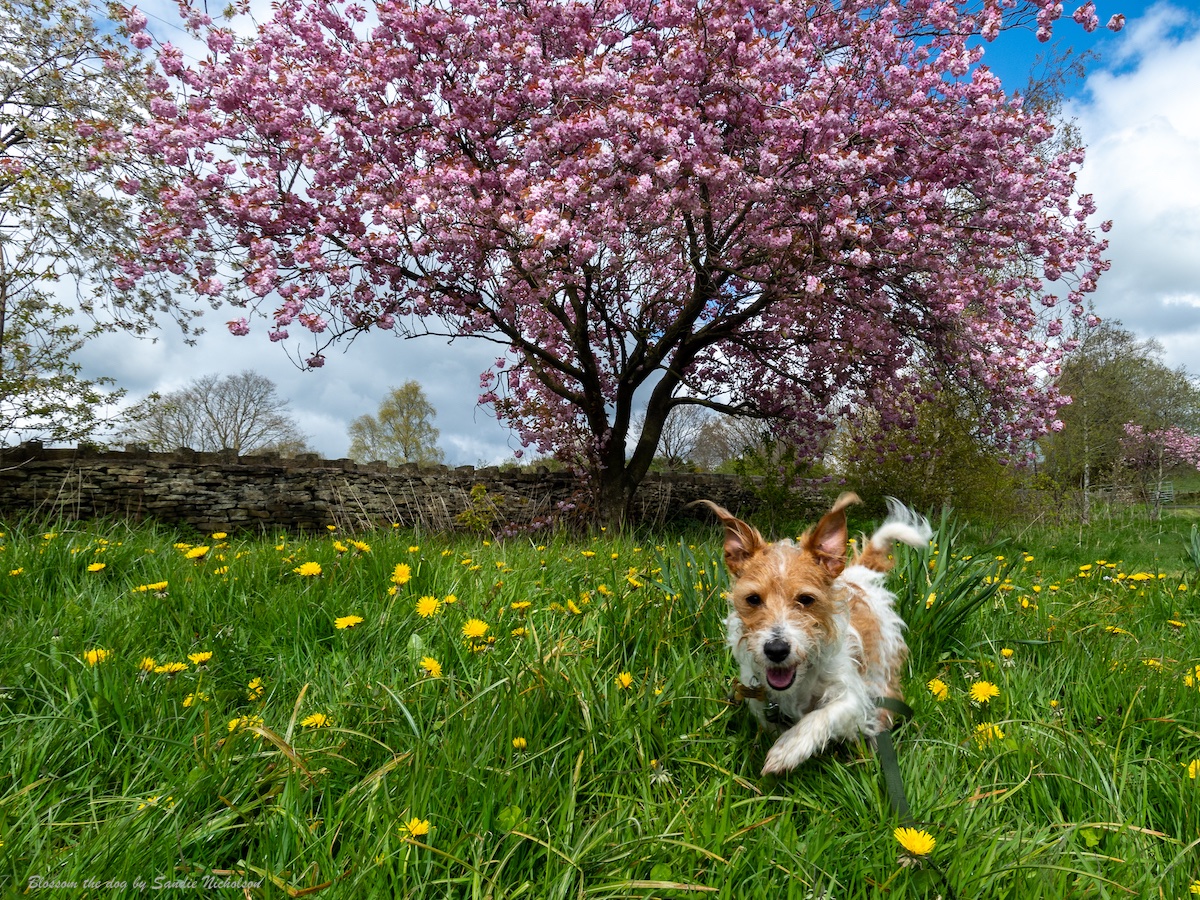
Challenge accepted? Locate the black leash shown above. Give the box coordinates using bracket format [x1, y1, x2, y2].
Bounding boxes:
[874, 696, 915, 825]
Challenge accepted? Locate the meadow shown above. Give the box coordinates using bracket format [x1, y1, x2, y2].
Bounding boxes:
[0, 505, 1197, 898]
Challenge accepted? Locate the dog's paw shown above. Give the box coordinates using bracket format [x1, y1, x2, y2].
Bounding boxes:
[761, 737, 815, 775]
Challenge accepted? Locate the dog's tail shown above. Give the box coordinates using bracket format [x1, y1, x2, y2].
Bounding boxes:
[853, 498, 932, 573]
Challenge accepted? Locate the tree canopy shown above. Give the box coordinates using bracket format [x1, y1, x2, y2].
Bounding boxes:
[119, 370, 311, 455]
[347, 381, 444, 466]
[120, 0, 1114, 522]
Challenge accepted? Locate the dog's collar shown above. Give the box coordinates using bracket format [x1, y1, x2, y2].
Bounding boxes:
[728, 678, 795, 727]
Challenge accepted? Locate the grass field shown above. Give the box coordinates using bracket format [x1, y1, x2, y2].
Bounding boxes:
[0, 506, 1197, 898]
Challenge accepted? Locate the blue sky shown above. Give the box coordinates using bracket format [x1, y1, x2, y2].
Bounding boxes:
[77, 1, 1200, 463]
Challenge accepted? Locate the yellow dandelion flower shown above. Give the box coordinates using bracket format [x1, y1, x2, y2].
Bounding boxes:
[1000, 648, 1014, 659]
[1180, 584, 1189, 592]
[419, 656, 442, 678]
[185, 546, 210, 560]
[1187, 760, 1200, 780]
[83, 648, 110, 666]
[187, 651, 212, 666]
[333, 540, 349, 554]
[1190, 880, 1200, 895]
[227, 715, 264, 733]
[212, 532, 227, 540]
[408, 545, 420, 552]
[926, 678, 949, 701]
[511, 600, 532, 611]
[402, 817, 430, 840]
[415, 595, 441, 618]
[1167, 620, 1186, 629]
[1104, 625, 1132, 636]
[154, 661, 188, 676]
[391, 562, 412, 585]
[182, 691, 209, 707]
[894, 827, 936, 857]
[326, 525, 337, 532]
[87, 562, 106, 573]
[462, 619, 489, 640]
[247, 677, 264, 700]
[615, 671, 634, 690]
[973, 723, 1005, 747]
[8, 568, 23, 576]
[443, 594, 457, 604]
[512, 737, 527, 751]
[581, 550, 596, 559]
[335, 614, 364, 630]
[925, 592, 936, 609]
[511, 627, 527, 638]
[139, 656, 157, 672]
[294, 561, 322, 577]
[350, 540, 371, 553]
[567, 600, 583, 615]
[301, 713, 331, 728]
[969, 681, 1000, 704]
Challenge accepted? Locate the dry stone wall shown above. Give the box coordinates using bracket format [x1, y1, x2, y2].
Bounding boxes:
[0, 444, 765, 534]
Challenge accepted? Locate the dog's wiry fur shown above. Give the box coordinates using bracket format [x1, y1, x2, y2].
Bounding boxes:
[698, 493, 931, 775]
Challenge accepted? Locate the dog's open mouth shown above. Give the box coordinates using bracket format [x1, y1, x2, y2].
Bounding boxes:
[765, 665, 797, 691]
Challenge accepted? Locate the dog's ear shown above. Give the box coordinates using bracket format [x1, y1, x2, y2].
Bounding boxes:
[804, 493, 860, 577]
[690, 499, 765, 577]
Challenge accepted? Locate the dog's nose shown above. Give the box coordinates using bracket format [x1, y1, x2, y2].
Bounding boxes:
[763, 638, 790, 663]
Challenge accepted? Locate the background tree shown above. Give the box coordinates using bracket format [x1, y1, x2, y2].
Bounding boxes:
[1040, 319, 1200, 516]
[119, 371, 311, 455]
[347, 381, 444, 466]
[123, 0, 1113, 524]
[0, 0, 203, 445]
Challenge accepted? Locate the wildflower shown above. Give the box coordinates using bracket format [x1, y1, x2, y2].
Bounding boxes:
[419, 656, 442, 678]
[402, 817, 430, 840]
[511, 627, 527, 638]
[185, 546, 210, 560]
[335, 614, 364, 630]
[1184, 666, 1200, 689]
[511, 600, 532, 611]
[1104, 625, 1133, 636]
[1180, 584, 1189, 592]
[227, 715, 264, 733]
[136, 795, 174, 811]
[133, 581, 169, 593]
[83, 648, 110, 666]
[1167, 620, 1186, 629]
[462, 619, 489, 640]
[187, 651, 212, 666]
[925, 592, 936, 610]
[408, 545, 420, 553]
[294, 562, 322, 577]
[154, 661, 188, 676]
[212, 532, 228, 540]
[391, 563, 412, 585]
[139, 656, 157, 673]
[443, 594, 457, 605]
[894, 827, 936, 857]
[8, 568, 22, 576]
[581, 550, 596, 559]
[301, 713, 331, 728]
[326, 525, 337, 532]
[512, 737, 527, 751]
[183, 691, 209, 707]
[1050, 699, 1064, 718]
[415, 596, 441, 618]
[1190, 880, 1200, 895]
[1000, 648, 1014, 659]
[615, 671, 634, 690]
[87, 562, 106, 573]
[247, 677, 264, 700]
[213, 566, 229, 575]
[973, 723, 1005, 747]
[596, 584, 612, 596]
[649, 759, 672, 785]
[349, 540, 371, 553]
[926, 678, 949, 702]
[1187, 760, 1200, 780]
[567, 599, 583, 615]
[969, 681, 1000, 704]
[334, 540, 348, 554]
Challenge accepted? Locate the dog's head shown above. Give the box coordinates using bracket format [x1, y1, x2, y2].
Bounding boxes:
[697, 494, 860, 691]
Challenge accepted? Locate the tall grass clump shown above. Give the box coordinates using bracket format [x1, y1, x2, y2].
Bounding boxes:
[0, 511, 1197, 898]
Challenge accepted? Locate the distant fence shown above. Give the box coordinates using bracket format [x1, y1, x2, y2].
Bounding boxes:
[0, 443, 784, 534]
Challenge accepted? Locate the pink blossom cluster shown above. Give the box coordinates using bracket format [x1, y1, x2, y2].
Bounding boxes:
[120, 0, 1111, 471]
[1121, 424, 1200, 473]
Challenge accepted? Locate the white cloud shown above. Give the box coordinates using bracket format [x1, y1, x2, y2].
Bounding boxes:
[1069, 2, 1200, 369]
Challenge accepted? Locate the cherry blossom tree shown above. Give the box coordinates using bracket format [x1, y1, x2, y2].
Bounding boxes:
[120, 0, 1116, 524]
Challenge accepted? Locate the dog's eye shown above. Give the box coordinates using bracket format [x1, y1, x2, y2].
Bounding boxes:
[796, 593, 817, 607]
[744, 593, 763, 607]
